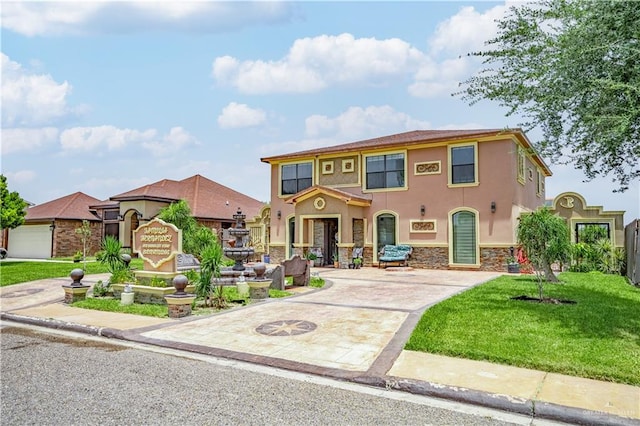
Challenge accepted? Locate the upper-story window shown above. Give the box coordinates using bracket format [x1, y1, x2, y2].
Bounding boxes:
[281, 162, 312, 196]
[365, 153, 405, 190]
[449, 144, 477, 185]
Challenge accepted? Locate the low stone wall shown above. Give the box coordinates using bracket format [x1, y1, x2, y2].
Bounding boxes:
[111, 284, 195, 305]
[480, 247, 511, 272]
[407, 247, 449, 270]
[269, 246, 286, 264]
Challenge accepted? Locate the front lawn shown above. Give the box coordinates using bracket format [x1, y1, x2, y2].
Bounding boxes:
[405, 272, 640, 386]
[0, 260, 137, 287]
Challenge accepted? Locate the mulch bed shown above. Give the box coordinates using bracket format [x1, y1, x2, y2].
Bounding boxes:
[511, 295, 577, 305]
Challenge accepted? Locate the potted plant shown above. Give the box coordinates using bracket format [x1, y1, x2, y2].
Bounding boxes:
[507, 256, 520, 273]
[73, 251, 82, 263]
[353, 257, 363, 269]
[305, 251, 318, 267]
[332, 253, 339, 268]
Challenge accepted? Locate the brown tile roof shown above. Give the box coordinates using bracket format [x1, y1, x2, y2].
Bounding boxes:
[260, 128, 551, 175]
[110, 174, 264, 220]
[25, 192, 102, 221]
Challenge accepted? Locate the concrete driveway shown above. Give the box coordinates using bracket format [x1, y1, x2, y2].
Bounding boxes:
[139, 267, 501, 376]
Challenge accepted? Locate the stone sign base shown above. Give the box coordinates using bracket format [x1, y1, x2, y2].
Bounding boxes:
[133, 270, 180, 287]
[165, 294, 196, 318]
[62, 285, 90, 304]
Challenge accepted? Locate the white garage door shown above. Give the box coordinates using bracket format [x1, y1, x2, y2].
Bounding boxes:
[8, 225, 52, 259]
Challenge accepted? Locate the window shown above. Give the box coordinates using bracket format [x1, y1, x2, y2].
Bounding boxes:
[366, 153, 405, 189]
[452, 211, 477, 264]
[537, 170, 544, 196]
[281, 162, 312, 195]
[576, 223, 610, 243]
[450, 145, 476, 184]
[517, 147, 526, 184]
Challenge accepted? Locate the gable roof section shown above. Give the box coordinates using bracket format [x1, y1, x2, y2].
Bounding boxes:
[285, 185, 372, 207]
[110, 174, 264, 220]
[261, 129, 552, 175]
[25, 192, 102, 221]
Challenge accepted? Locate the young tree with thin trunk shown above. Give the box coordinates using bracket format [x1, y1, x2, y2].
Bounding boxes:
[517, 208, 571, 299]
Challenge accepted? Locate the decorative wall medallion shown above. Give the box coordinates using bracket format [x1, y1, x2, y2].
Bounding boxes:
[256, 320, 317, 336]
[560, 196, 575, 209]
[342, 159, 355, 173]
[313, 197, 326, 210]
[410, 220, 437, 233]
[322, 161, 334, 174]
[414, 161, 441, 175]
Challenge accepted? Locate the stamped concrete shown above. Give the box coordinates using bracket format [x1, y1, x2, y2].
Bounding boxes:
[1, 267, 638, 425]
[140, 268, 499, 372]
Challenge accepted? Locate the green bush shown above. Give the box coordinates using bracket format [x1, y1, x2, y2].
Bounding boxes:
[92, 280, 109, 297]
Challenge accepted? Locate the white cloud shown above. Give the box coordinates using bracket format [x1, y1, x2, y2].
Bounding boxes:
[305, 105, 430, 140]
[1, 127, 59, 155]
[60, 126, 157, 152]
[142, 126, 200, 156]
[428, 5, 508, 56]
[218, 102, 267, 129]
[1, 2, 295, 36]
[1, 53, 74, 126]
[212, 33, 425, 94]
[4, 170, 37, 184]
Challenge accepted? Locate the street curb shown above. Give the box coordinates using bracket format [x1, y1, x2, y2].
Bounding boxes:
[2, 313, 638, 426]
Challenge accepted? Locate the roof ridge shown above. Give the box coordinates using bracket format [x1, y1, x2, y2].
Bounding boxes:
[56, 192, 83, 217]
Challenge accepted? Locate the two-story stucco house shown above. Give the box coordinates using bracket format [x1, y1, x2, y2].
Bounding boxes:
[261, 129, 552, 271]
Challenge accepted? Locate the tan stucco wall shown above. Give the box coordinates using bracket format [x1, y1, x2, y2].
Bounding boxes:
[266, 136, 549, 269]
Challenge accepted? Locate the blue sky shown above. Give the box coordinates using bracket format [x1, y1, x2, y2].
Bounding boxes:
[2, 1, 638, 221]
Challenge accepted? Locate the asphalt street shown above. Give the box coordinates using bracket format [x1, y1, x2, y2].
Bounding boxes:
[0, 324, 564, 426]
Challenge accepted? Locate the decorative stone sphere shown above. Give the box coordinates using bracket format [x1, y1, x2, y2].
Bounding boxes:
[173, 274, 189, 295]
[70, 268, 85, 286]
[121, 254, 132, 267]
[253, 262, 266, 279]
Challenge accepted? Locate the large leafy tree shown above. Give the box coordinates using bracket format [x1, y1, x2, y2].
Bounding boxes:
[0, 175, 28, 229]
[457, 0, 639, 191]
[517, 208, 571, 287]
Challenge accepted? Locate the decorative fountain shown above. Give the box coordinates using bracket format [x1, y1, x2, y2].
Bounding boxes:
[224, 208, 254, 271]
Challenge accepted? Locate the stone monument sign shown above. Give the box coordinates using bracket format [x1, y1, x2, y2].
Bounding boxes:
[133, 218, 182, 273]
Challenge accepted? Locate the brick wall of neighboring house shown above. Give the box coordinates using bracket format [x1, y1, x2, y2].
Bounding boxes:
[53, 220, 103, 258]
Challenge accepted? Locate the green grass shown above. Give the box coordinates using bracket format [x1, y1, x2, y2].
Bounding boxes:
[406, 272, 640, 386]
[72, 297, 168, 317]
[0, 259, 144, 287]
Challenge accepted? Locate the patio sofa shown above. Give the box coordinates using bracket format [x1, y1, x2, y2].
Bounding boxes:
[378, 244, 412, 268]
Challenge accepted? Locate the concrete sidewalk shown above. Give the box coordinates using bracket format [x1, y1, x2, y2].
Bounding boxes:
[1, 268, 638, 425]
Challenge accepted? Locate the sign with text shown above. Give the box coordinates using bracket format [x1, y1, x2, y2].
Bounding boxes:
[133, 218, 182, 269]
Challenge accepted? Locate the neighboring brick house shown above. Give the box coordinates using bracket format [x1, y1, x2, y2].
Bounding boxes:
[261, 129, 552, 271]
[3, 175, 265, 259]
[5, 192, 103, 258]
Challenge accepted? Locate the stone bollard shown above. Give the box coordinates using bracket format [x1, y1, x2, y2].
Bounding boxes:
[62, 268, 91, 304]
[164, 275, 196, 318]
[248, 279, 271, 302]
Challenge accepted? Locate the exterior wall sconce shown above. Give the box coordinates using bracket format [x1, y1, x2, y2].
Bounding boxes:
[277, 210, 282, 220]
[420, 205, 426, 216]
[117, 214, 124, 221]
[491, 201, 496, 213]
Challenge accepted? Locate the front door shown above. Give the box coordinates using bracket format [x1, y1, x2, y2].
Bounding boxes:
[324, 219, 338, 265]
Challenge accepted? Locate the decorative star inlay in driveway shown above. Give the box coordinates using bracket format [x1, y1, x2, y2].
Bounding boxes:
[255, 320, 317, 336]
